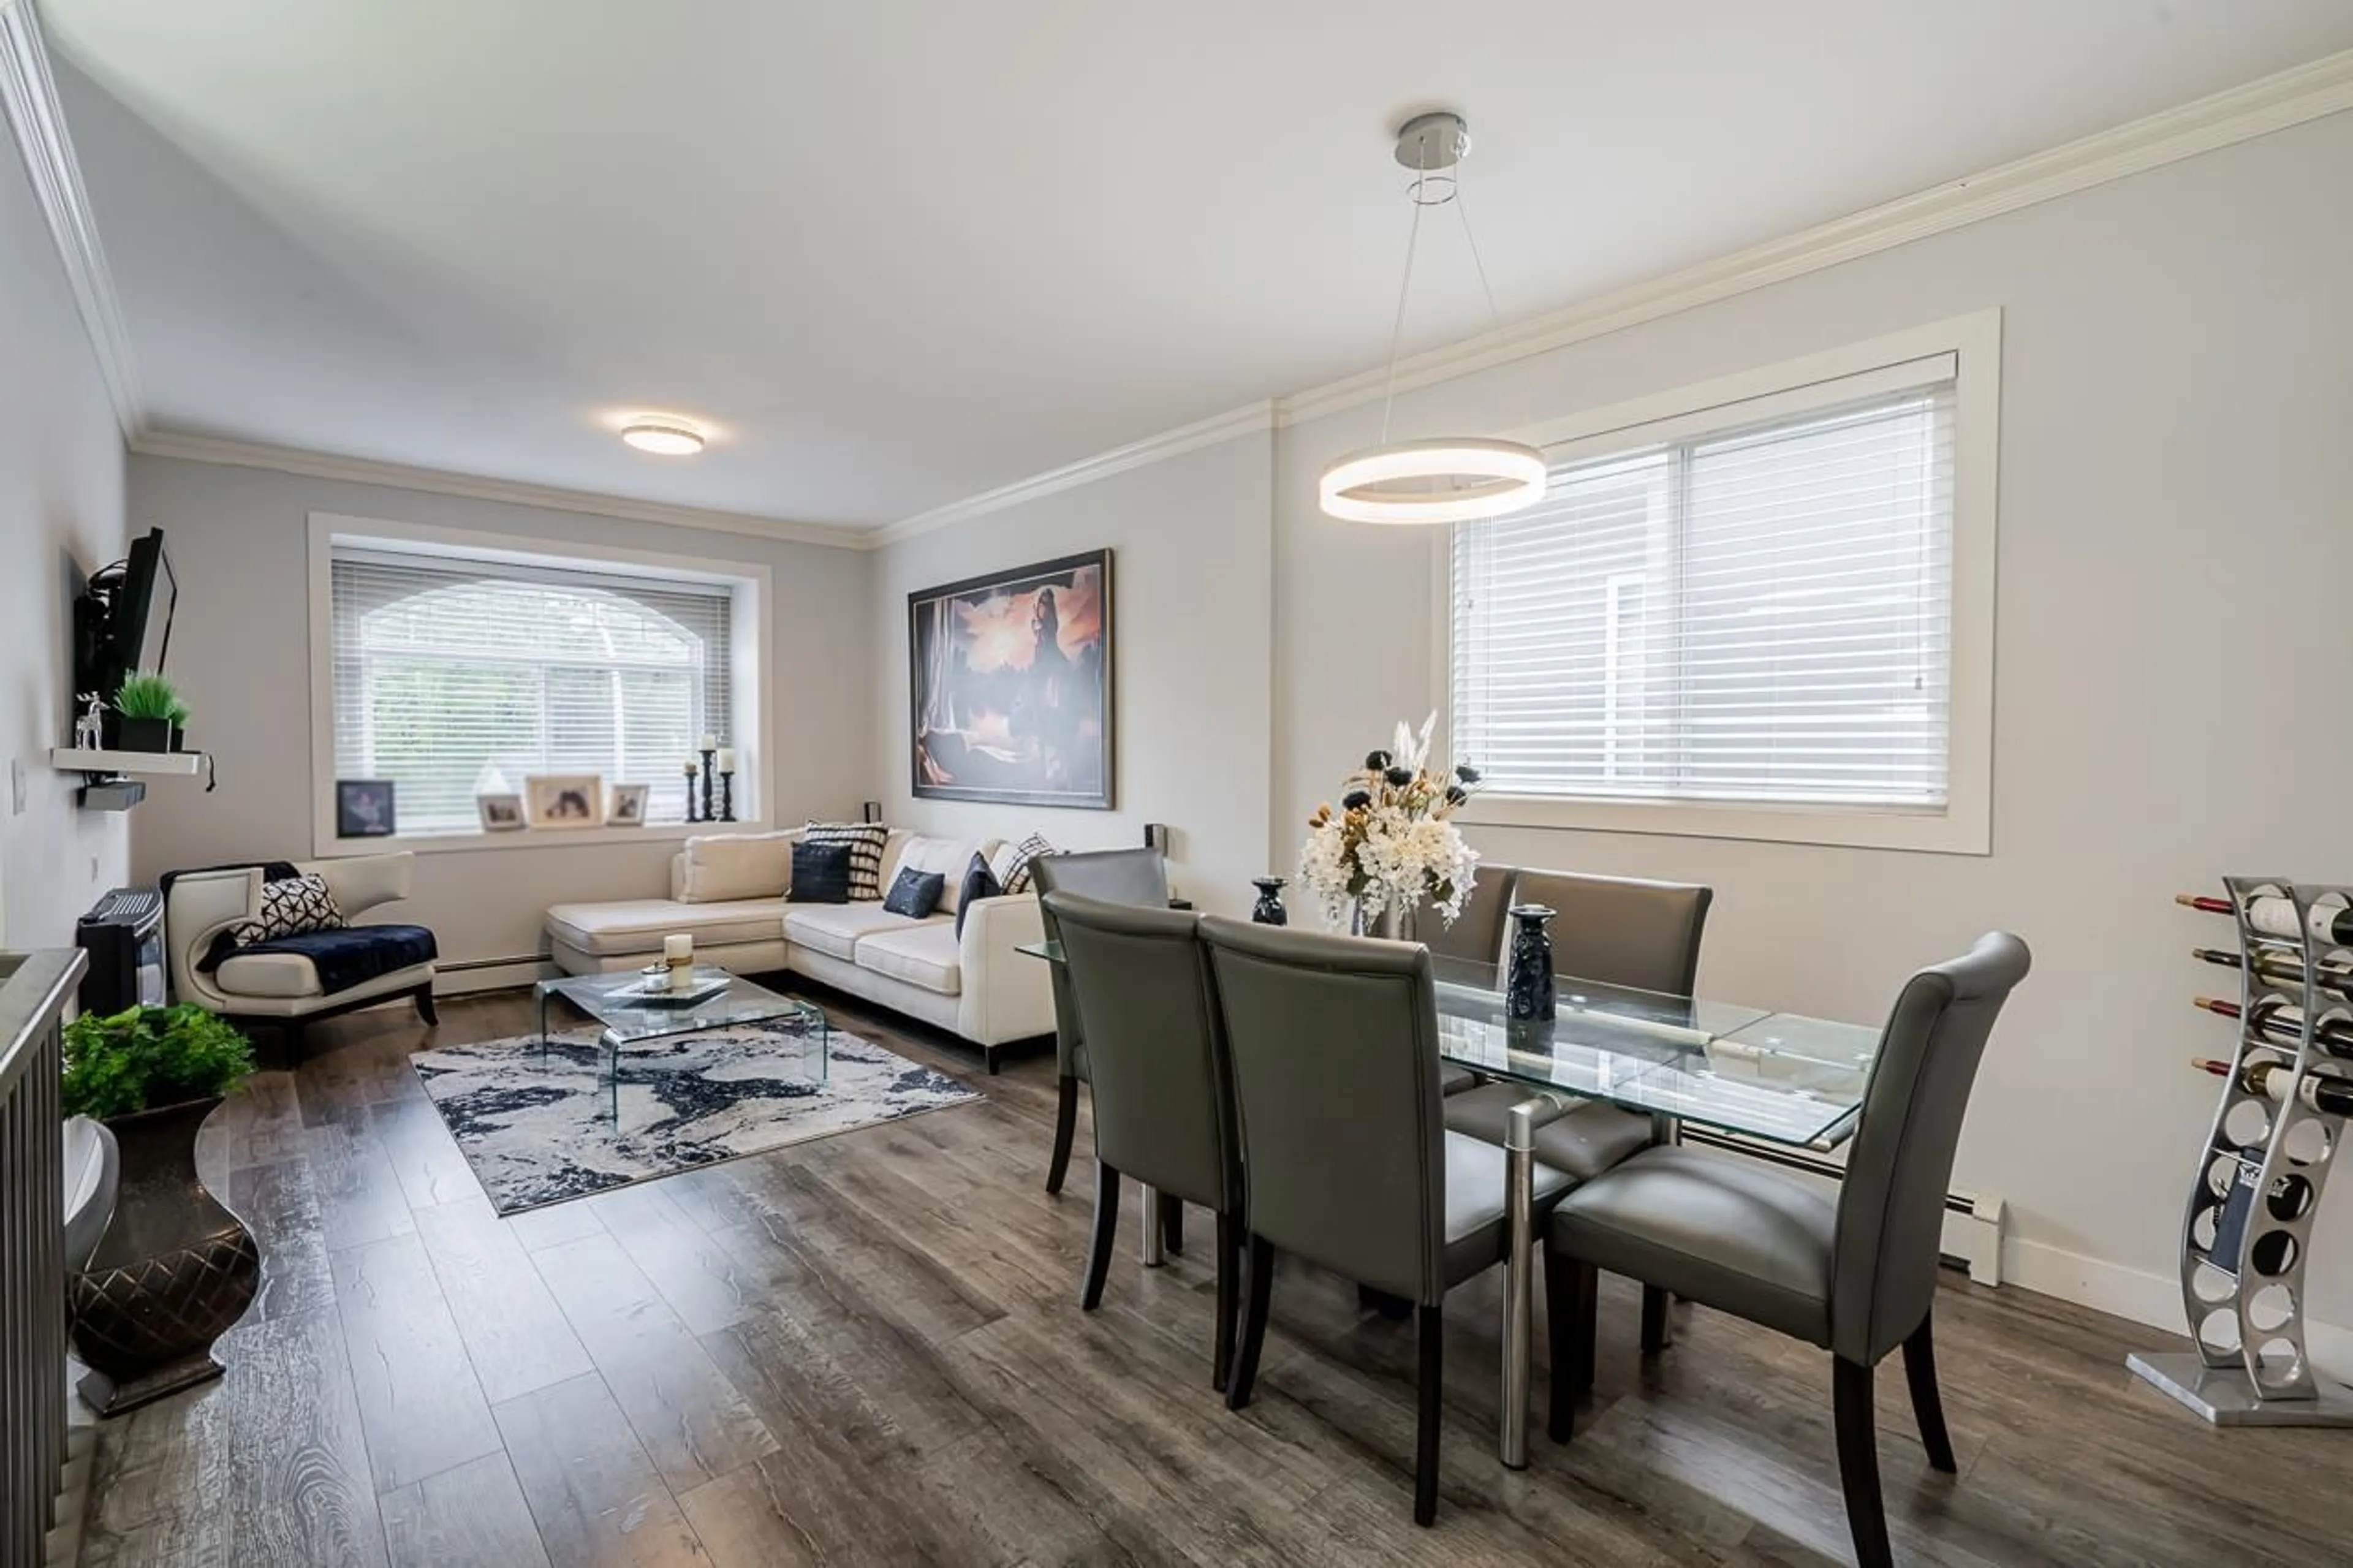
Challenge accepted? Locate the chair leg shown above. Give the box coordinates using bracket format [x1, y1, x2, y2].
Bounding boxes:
[1413, 1302, 1443, 1527]
[1158, 1192, 1184, 1256]
[1545, 1251, 1596, 1441]
[1833, 1356, 1894, 1568]
[1574, 1261, 1599, 1394]
[984, 1044, 1002, 1076]
[412, 983, 439, 1026]
[1080, 1162, 1120, 1310]
[1902, 1316, 1958, 1473]
[1640, 1283, 1669, 1355]
[1213, 1211, 1240, 1393]
[1045, 1074, 1079, 1195]
[1226, 1235, 1274, 1412]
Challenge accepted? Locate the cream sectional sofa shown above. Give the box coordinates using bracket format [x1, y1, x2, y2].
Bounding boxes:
[544, 828, 1053, 1072]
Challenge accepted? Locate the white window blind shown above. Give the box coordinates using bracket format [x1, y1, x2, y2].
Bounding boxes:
[329, 548, 733, 833]
[1452, 374, 1955, 811]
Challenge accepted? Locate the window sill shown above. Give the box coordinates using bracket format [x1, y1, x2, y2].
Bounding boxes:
[310, 819, 776, 860]
[1455, 793, 1988, 856]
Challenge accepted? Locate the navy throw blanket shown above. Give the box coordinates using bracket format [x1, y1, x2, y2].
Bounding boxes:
[231, 925, 439, 996]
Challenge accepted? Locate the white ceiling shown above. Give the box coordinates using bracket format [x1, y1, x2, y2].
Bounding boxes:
[38, 1, 2353, 531]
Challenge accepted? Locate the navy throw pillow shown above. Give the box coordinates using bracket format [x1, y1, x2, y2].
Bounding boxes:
[882, 866, 945, 919]
[954, 852, 1001, 938]
[788, 840, 854, 903]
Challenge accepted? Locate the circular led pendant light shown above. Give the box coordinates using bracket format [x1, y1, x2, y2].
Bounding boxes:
[1318, 112, 1545, 525]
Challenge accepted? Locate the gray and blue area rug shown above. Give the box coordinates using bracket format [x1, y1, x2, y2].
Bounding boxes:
[411, 1018, 978, 1214]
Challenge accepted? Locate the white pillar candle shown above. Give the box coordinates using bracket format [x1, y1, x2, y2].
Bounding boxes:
[716, 748, 736, 773]
[684, 758, 699, 776]
[664, 933, 692, 964]
[699, 733, 718, 752]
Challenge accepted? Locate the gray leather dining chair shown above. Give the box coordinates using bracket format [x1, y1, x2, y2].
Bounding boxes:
[1031, 849, 1171, 1198]
[1200, 915, 1577, 1526]
[1445, 869, 1714, 1347]
[1423, 862, 1518, 1099]
[1045, 892, 1244, 1391]
[1544, 931, 2029, 1568]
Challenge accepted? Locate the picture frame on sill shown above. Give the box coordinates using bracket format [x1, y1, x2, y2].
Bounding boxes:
[336, 779, 397, 838]
[525, 774, 602, 828]
[605, 782, 650, 827]
[477, 792, 526, 832]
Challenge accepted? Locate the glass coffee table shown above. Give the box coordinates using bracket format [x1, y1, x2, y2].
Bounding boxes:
[534, 966, 829, 1122]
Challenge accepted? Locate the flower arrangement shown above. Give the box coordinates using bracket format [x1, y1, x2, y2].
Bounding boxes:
[1298, 713, 1482, 931]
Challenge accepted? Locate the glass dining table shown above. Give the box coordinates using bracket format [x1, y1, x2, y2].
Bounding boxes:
[1017, 939, 1882, 1470]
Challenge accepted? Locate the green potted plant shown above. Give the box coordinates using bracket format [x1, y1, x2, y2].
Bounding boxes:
[112, 672, 179, 754]
[62, 1004, 262, 1414]
[165, 695, 191, 752]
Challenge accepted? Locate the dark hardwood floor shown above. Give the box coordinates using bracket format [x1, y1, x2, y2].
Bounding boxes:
[74, 985, 2353, 1567]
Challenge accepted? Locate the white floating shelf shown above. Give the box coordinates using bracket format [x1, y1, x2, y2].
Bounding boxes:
[49, 748, 202, 776]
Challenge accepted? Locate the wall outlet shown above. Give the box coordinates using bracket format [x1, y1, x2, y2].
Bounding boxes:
[9, 757, 23, 816]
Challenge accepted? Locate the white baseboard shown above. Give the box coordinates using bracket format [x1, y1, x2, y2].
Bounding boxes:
[2002, 1233, 2353, 1381]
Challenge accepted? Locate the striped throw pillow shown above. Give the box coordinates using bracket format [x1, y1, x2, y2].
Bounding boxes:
[803, 821, 890, 901]
[995, 832, 1059, 896]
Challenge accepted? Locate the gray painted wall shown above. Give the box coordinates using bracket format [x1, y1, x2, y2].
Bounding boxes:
[125, 456, 875, 970]
[870, 432, 1276, 915]
[0, 129, 127, 950]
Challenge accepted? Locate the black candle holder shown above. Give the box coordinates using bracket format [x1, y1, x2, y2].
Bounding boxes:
[684, 765, 703, 822]
[718, 771, 735, 822]
[699, 748, 716, 823]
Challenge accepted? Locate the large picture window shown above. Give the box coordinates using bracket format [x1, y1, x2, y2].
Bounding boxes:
[1449, 319, 1996, 852]
[327, 544, 737, 835]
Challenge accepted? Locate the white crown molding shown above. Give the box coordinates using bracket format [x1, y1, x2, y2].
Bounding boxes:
[129, 430, 869, 550]
[1273, 46, 2353, 430]
[870, 399, 1276, 548]
[0, 0, 142, 437]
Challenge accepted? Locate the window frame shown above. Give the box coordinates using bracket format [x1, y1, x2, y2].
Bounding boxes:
[1435, 311, 2000, 855]
[306, 513, 773, 857]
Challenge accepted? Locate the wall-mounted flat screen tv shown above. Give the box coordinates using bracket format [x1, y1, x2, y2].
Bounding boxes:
[117, 529, 175, 676]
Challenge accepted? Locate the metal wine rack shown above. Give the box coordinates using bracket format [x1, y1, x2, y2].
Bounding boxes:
[2129, 877, 2353, 1425]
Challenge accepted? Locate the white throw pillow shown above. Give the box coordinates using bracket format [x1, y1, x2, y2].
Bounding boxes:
[680, 831, 798, 903]
[893, 835, 978, 914]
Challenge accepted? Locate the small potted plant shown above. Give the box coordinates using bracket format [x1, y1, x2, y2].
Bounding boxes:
[112, 672, 180, 753]
[63, 1004, 262, 1414]
[165, 695, 191, 752]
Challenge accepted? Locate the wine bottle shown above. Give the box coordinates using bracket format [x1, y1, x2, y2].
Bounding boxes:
[2192, 995, 2353, 1053]
[2192, 1056, 2353, 1116]
[2177, 892, 2353, 947]
[2192, 946, 2353, 995]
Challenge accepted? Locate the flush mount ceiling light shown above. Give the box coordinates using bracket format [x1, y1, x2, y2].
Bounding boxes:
[620, 418, 706, 456]
[1319, 112, 1546, 526]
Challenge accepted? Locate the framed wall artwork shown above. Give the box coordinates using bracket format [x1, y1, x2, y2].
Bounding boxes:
[909, 550, 1112, 809]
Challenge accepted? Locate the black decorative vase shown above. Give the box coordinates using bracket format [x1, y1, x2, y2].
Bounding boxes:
[68, 1097, 260, 1416]
[1506, 904, 1558, 1023]
[169, 723, 185, 752]
[1250, 876, 1289, 926]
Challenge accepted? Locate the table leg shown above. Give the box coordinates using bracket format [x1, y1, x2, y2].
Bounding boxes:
[536, 987, 550, 1066]
[604, 1030, 621, 1124]
[1139, 1181, 1165, 1267]
[1645, 1112, 1681, 1350]
[1502, 1096, 1539, 1469]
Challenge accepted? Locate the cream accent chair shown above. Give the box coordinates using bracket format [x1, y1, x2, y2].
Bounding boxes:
[166, 852, 438, 1056]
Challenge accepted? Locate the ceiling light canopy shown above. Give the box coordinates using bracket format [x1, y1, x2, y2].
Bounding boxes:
[1318, 112, 1546, 526]
[620, 417, 706, 456]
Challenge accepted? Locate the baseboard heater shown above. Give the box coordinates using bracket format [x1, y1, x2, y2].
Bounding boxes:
[1679, 1125, 2004, 1286]
[431, 953, 555, 994]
